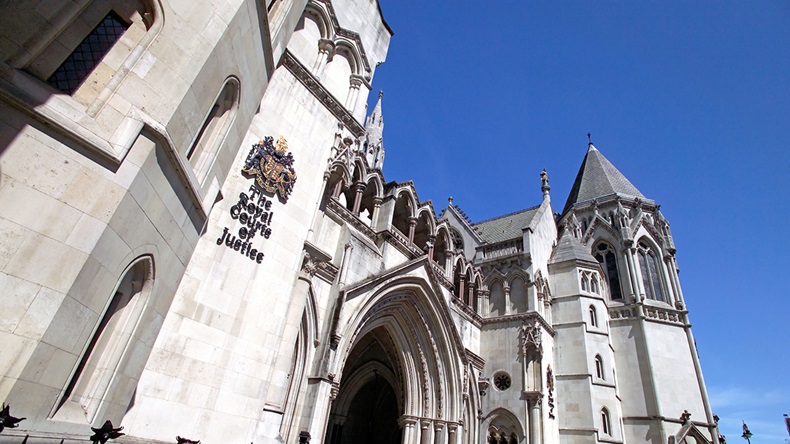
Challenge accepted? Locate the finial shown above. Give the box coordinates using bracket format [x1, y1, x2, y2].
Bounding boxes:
[448, 196, 454, 205]
[587, 132, 591, 143]
[541, 169, 550, 198]
[378, 90, 384, 99]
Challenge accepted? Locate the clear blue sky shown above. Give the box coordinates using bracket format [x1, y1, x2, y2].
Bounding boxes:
[370, 2, 790, 442]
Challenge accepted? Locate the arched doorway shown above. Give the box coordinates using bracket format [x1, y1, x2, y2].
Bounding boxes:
[326, 328, 402, 444]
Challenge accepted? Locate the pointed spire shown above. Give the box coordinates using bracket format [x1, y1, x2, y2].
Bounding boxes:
[364, 90, 385, 170]
[562, 141, 646, 215]
[367, 90, 384, 128]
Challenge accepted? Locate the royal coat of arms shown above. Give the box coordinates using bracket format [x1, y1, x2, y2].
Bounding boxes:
[241, 136, 297, 201]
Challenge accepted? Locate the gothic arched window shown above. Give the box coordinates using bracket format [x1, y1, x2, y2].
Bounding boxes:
[450, 228, 464, 252]
[594, 243, 623, 300]
[637, 240, 666, 302]
[187, 77, 240, 180]
[57, 256, 154, 423]
[601, 408, 611, 435]
[589, 305, 598, 328]
[581, 273, 589, 292]
[594, 355, 605, 380]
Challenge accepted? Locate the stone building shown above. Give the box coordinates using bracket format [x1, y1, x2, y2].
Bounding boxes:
[0, 1, 718, 444]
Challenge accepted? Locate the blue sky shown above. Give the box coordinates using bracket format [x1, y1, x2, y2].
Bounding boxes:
[370, 2, 790, 443]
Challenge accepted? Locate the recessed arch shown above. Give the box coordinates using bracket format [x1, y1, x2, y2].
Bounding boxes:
[636, 236, 667, 303]
[483, 407, 525, 444]
[336, 276, 467, 423]
[508, 275, 528, 313]
[413, 209, 434, 252]
[187, 76, 240, 182]
[593, 241, 623, 301]
[289, 9, 325, 65]
[391, 190, 415, 239]
[334, 40, 362, 75]
[302, 3, 333, 39]
[54, 254, 156, 425]
[433, 226, 452, 268]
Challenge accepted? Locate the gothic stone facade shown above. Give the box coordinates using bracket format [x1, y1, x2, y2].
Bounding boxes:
[0, 2, 718, 444]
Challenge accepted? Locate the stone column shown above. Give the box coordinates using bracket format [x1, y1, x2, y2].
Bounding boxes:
[408, 217, 418, 244]
[444, 252, 454, 278]
[630, 247, 647, 300]
[420, 419, 433, 444]
[401, 418, 418, 444]
[371, 197, 383, 231]
[346, 75, 364, 110]
[351, 181, 365, 215]
[332, 179, 344, 199]
[529, 397, 542, 444]
[621, 245, 639, 301]
[668, 256, 686, 306]
[458, 276, 466, 302]
[467, 282, 475, 307]
[478, 290, 489, 316]
[427, 235, 436, 260]
[447, 424, 458, 444]
[503, 283, 511, 315]
[527, 280, 538, 312]
[543, 297, 552, 325]
[662, 254, 678, 306]
[434, 421, 445, 444]
[314, 38, 335, 76]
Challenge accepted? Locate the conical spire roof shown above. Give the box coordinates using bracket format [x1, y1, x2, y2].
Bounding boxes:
[562, 143, 645, 215]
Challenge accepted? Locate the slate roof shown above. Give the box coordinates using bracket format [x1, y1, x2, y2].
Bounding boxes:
[562, 143, 645, 215]
[549, 230, 597, 264]
[472, 206, 540, 244]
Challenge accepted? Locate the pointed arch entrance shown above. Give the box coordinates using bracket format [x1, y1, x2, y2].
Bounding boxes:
[327, 275, 470, 444]
[326, 328, 402, 444]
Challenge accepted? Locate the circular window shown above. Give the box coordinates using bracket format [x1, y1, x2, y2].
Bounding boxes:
[493, 372, 511, 391]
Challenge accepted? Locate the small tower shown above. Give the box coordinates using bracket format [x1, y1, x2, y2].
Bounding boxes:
[364, 90, 385, 170]
[555, 141, 717, 444]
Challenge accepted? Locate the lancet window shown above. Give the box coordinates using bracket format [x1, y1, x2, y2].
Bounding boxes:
[594, 243, 623, 300]
[187, 77, 239, 180]
[594, 355, 605, 380]
[57, 256, 154, 423]
[637, 240, 666, 302]
[589, 305, 598, 327]
[601, 408, 611, 435]
[580, 270, 600, 295]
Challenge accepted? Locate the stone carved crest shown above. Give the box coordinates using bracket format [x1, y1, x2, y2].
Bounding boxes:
[242, 136, 297, 201]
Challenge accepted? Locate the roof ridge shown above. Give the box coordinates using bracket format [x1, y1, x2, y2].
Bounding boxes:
[472, 204, 542, 226]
